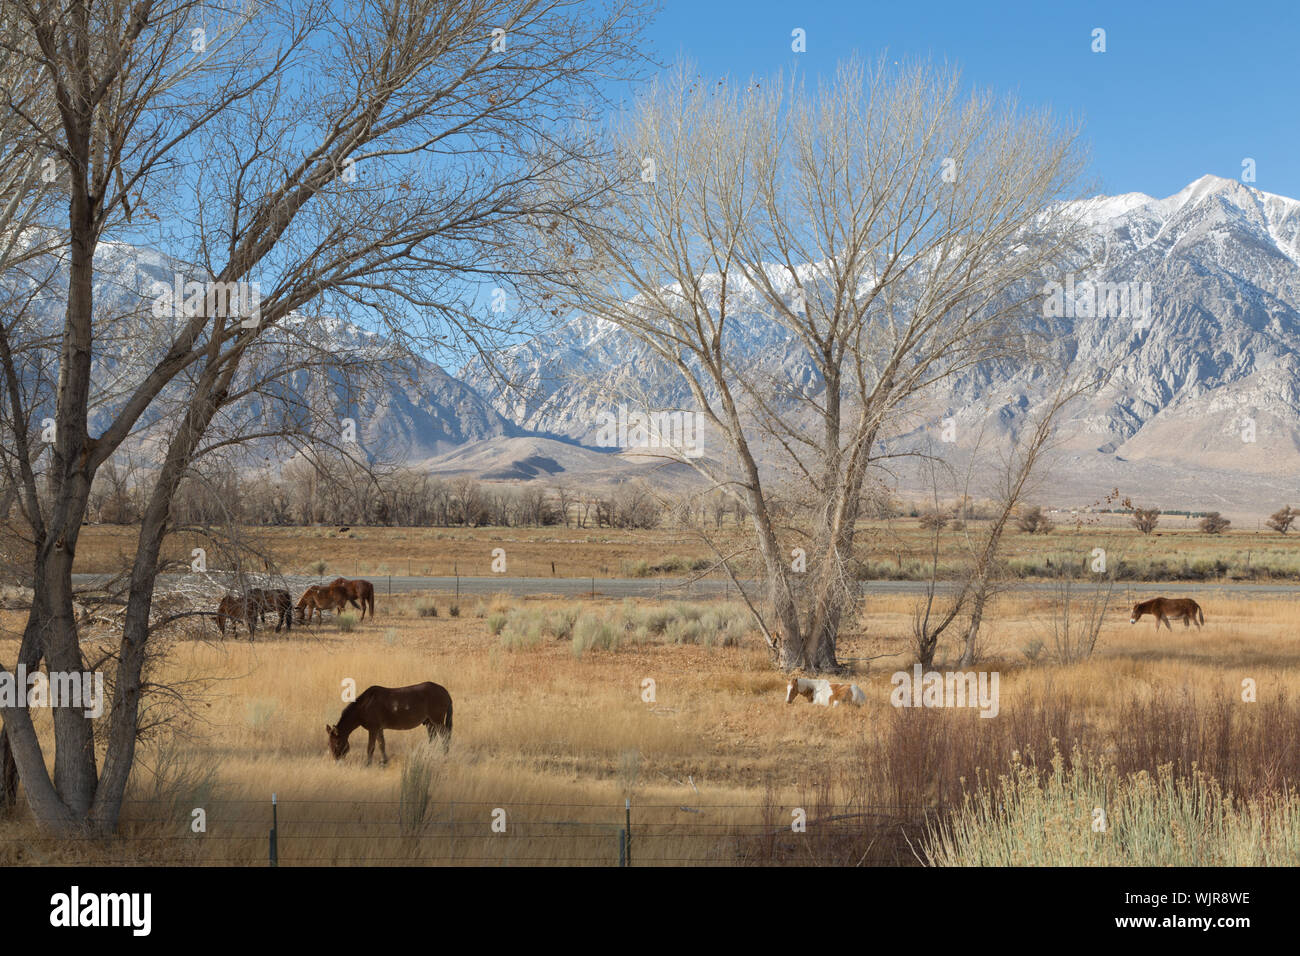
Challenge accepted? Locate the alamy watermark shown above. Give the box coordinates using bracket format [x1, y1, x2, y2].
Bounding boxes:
[594, 403, 703, 458]
[1042, 273, 1152, 328]
[150, 274, 262, 327]
[889, 664, 1000, 718]
[0, 665, 104, 718]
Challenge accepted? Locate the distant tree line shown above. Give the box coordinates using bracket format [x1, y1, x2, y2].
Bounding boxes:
[71, 457, 765, 532]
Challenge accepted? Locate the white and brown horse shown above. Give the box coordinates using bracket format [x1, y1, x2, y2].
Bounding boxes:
[786, 676, 866, 707]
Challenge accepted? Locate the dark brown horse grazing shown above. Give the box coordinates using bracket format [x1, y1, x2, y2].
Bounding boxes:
[295, 583, 349, 624]
[326, 682, 453, 765]
[1131, 596, 1205, 630]
[329, 577, 375, 620]
[249, 587, 293, 632]
[216, 593, 258, 639]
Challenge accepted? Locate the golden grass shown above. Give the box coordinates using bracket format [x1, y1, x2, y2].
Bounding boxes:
[3, 587, 1300, 865]
[62, 521, 1300, 580]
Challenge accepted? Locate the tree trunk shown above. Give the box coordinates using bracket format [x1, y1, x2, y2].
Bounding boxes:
[959, 586, 988, 668]
[0, 728, 17, 813]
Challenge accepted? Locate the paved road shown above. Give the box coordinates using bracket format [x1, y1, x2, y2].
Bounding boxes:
[69, 573, 1300, 600]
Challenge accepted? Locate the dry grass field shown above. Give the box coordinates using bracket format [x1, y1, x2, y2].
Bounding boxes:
[64, 520, 1300, 581]
[4, 568, 1300, 865]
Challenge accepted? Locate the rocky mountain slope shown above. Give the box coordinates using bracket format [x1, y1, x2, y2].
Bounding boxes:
[460, 175, 1300, 513]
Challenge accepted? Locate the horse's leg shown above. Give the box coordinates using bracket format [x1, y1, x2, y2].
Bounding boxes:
[377, 730, 387, 766]
[366, 730, 377, 766]
[424, 719, 435, 742]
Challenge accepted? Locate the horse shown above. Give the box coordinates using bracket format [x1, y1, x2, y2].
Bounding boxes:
[1130, 596, 1205, 630]
[295, 582, 350, 624]
[786, 676, 866, 707]
[215, 593, 258, 639]
[249, 587, 293, 633]
[329, 577, 375, 621]
[326, 682, 453, 765]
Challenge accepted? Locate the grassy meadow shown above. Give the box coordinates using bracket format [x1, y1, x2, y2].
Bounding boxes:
[63, 519, 1300, 582]
[4, 566, 1300, 865]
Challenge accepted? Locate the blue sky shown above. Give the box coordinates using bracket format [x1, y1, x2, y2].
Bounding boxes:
[641, 0, 1300, 200]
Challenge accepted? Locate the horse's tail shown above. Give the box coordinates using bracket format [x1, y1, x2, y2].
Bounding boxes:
[368, 587, 376, 619]
[437, 696, 453, 753]
[1197, 604, 1205, 625]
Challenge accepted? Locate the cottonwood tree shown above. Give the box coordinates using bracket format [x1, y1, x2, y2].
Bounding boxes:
[545, 58, 1087, 670]
[0, 0, 649, 833]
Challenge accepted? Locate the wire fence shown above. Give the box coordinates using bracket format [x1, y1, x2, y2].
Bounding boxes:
[6, 797, 934, 866]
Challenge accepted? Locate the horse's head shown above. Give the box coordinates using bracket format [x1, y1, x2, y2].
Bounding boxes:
[325, 723, 349, 759]
[295, 588, 315, 622]
[1129, 602, 1142, 624]
[785, 678, 800, 703]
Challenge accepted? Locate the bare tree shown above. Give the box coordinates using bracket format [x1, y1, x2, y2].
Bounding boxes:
[950, 379, 1096, 666]
[1130, 506, 1161, 535]
[546, 58, 1087, 670]
[1266, 506, 1296, 534]
[0, 0, 649, 834]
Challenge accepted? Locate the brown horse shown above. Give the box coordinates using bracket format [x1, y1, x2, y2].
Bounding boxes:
[326, 682, 453, 764]
[329, 577, 375, 620]
[295, 583, 349, 624]
[215, 593, 258, 639]
[1131, 596, 1205, 630]
[249, 587, 293, 632]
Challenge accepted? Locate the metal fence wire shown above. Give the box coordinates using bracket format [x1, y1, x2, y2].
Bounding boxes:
[8, 797, 933, 866]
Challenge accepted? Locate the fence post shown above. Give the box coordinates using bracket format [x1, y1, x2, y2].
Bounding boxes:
[624, 797, 632, 867]
[618, 828, 626, 867]
[269, 793, 278, 867]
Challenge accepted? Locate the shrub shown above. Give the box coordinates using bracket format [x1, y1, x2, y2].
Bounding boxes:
[399, 741, 444, 834]
[1016, 505, 1054, 533]
[1199, 511, 1231, 534]
[571, 615, 621, 656]
[924, 753, 1300, 866]
[486, 613, 507, 636]
[337, 613, 358, 632]
[1130, 506, 1161, 534]
[918, 510, 949, 532]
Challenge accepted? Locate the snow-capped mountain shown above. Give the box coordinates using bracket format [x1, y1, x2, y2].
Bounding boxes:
[8, 240, 515, 464]
[12, 175, 1300, 512]
[460, 175, 1300, 512]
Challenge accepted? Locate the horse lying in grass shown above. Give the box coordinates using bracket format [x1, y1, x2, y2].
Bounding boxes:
[1130, 596, 1205, 630]
[326, 682, 453, 765]
[329, 577, 375, 621]
[785, 676, 866, 707]
[296, 583, 350, 624]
